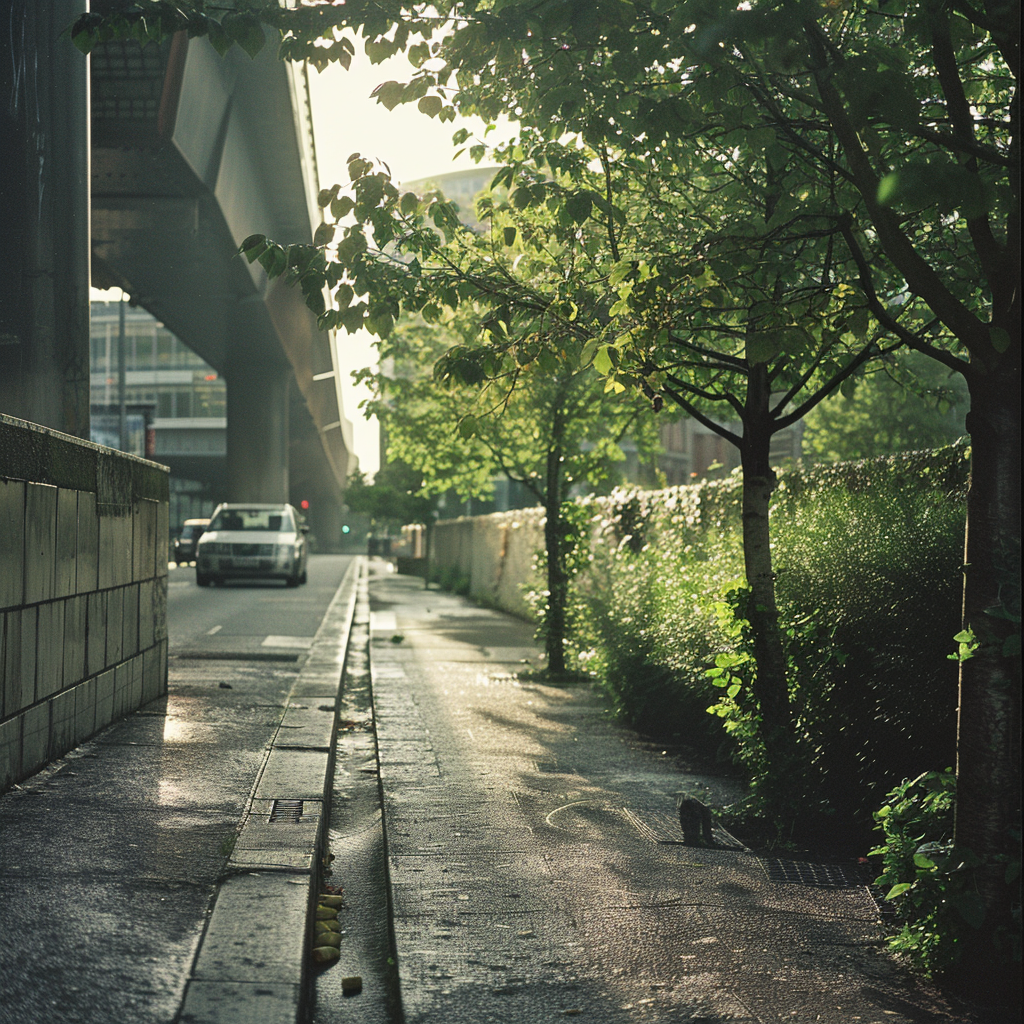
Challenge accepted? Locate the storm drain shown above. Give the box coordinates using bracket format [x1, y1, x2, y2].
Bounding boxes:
[269, 799, 305, 823]
[760, 858, 871, 889]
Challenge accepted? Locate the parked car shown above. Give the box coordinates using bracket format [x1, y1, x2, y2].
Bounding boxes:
[195, 503, 308, 587]
[173, 518, 210, 564]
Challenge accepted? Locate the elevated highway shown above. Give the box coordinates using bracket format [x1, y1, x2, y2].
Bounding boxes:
[1, 3, 353, 545]
[90, 26, 353, 543]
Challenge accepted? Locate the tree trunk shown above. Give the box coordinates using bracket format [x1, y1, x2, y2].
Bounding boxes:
[741, 364, 794, 768]
[543, 445, 568, 675]
[952, 364, 1021, 999]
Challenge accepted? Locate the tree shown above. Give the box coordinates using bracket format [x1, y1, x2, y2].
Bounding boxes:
[73, 1, 1019, 994]
[344, 463, 436, 533]
[360, 302, 659, 676]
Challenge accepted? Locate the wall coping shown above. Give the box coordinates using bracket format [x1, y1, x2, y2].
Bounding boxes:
[0, 413, 169, 499]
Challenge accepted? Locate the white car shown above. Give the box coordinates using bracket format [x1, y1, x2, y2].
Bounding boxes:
[196, 503, 309, 587]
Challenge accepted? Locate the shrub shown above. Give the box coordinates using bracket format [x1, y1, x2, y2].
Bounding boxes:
[566, 445, 969, 839]
[771, 476, 966, 826]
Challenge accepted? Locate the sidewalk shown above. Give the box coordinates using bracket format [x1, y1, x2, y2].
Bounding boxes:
[0, 559, 359, 1024]
[362, 563, 989, 1024]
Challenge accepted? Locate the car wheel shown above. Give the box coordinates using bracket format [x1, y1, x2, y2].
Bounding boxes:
[197, 574, 210, 587]
[299, 569, 308, 584]
[285, 574, 300, 588]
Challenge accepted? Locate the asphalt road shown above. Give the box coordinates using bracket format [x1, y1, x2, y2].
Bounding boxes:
[167, 554, 355, 655]
[0, 555, 354, 1024]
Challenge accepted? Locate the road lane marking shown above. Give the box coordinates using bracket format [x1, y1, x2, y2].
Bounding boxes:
[261, 635, 315, 649]
[206, 625, 222, 635]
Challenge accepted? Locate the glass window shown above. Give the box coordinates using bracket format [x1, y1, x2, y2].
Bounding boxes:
[210, 507, 294, 532]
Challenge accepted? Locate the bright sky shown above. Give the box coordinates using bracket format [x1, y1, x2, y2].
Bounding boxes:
[308, 50, 509, 476]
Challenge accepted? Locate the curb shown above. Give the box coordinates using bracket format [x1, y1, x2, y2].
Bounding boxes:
[177, 558, 363, 1024]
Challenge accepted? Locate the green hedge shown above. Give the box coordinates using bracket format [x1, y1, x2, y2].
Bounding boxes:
[566, 443, 969, 832]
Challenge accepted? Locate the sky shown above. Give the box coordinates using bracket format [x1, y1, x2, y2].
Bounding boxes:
[308, 49, 509, 476]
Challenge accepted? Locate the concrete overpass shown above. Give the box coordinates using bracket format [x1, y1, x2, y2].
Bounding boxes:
[1, 3, 354, 546]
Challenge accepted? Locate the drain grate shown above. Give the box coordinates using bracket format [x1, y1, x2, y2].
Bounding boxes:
[760, 858, 870, 889]
[269, 799, 305, 823]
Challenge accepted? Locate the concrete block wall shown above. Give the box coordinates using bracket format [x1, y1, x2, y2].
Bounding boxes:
[0, 414, 169, 793]
[432, 508, 546, 620]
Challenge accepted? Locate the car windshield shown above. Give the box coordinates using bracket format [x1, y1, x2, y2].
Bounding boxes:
[209, 508, 293, 532]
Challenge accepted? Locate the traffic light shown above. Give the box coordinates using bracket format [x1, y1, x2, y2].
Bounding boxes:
[300, 499, 310, 510]
[341, 524, 350, 534]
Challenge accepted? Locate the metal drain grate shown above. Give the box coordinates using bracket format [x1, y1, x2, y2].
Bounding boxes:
[269, 799, 304, 823]
[760, 858, 870, 889]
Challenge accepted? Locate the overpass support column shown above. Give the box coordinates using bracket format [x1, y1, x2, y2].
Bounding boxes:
[225, 364, 290, 503]
[0, 0, 90, 438]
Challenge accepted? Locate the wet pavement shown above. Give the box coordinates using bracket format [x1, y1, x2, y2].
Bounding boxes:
[0, 556, 1003, 1024]
[360, 563, 986, 1024]
[0, 555, 358, 1024]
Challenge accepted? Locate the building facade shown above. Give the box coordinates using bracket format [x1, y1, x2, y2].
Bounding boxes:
[90, 299, 226, 530]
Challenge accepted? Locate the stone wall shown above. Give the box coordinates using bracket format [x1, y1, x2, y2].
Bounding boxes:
[432, 508, 545, 619]
[427, 444, 971, 623]
[0, 414, 169, 792]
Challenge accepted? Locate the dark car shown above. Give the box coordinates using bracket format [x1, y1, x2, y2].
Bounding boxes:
[173, 518, 210, 565]
[195, 503, 309, 587]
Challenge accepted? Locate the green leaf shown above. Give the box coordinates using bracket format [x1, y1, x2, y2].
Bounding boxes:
[239, 234, 268, 262]
[313, 222, 335, 247]
[885, 882, 913, 900]
[222, 11, 265, 59]
[746, 335, 781, 363]
[503, 226, 517, 246]
[331, 195, 355, 220]
[400, 192, 420, 217]
[990, 327, 1011, 353]
[565, 191, 593, 224]
[318, 185, 340, 208]
[372, 81, 406, 111]
[418, 96, 444, 118]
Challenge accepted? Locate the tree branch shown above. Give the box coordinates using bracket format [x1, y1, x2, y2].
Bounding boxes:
[662, 377, 745, 447]
[803, 19, 990, 351]
[838, 215, 970, 374]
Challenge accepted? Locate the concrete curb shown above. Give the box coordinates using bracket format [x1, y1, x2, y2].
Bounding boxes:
[177, 558, 363, 1024]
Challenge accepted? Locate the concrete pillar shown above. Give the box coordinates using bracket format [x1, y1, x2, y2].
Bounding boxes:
[0, 1, 91, 438]
[225, 363, 290, 503]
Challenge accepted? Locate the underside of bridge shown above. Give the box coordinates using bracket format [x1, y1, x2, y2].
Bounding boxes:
[88, 21, 352, 545]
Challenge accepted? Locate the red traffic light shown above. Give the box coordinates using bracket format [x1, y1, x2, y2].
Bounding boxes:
[300, 500, 310, 510]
